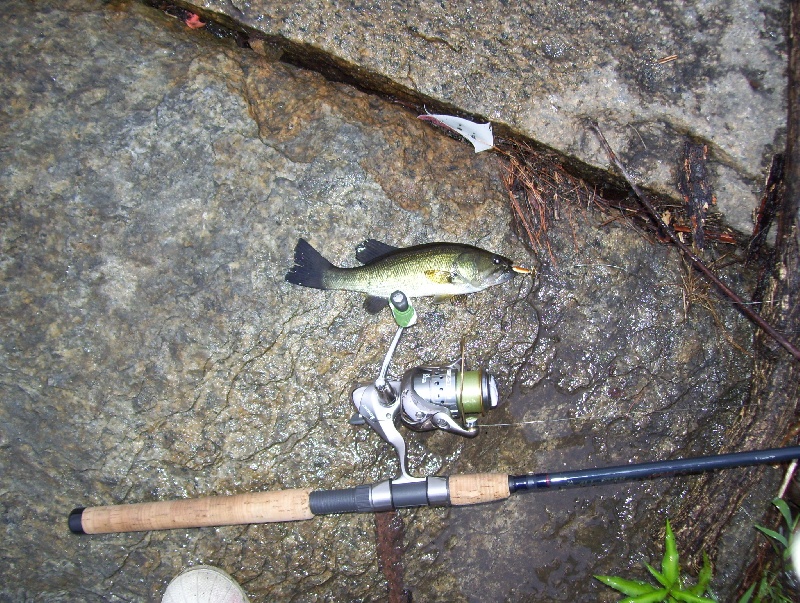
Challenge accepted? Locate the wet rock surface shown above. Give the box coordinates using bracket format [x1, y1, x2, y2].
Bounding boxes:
[181, 0, 786, 235]
[0, 1, 765, 601]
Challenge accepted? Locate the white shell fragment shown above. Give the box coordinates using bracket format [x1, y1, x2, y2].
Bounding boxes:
[162, 566, 250, 603]
[418, 114, 494, 152]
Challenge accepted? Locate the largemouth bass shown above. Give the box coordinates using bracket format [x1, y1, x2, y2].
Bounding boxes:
[285, 238, 530, 312]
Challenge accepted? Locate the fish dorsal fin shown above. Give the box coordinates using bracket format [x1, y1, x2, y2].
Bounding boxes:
[355, 239, 399, 264]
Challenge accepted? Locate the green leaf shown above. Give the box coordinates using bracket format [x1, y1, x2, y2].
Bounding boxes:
[594, 575, 657, 597]
[662, 520, 679, 587]
[620, 588, 669, 603]
[646, 562, 670, 588]
[670, 590, 717, 603]
[687, 551, 713, 595]
[736, 582, 755, 603]
[755, 574, 772, 600]
[772, 498, 793, 530]
[754, 524, 788, 549]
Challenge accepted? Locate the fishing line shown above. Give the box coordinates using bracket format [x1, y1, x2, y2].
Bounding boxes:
[547, 263, 632, 280]
[478, 407, 744, 429]
[568, 263, 628, 272]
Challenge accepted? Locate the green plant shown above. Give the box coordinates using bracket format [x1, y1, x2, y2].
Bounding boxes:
[737, 576, 795, 603]
[595, 519, 716, 602]
[754, 498, 798, 562]
[737, 497, 799, 603]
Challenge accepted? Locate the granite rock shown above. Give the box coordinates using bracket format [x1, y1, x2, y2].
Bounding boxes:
[0, 1, 762, 601]
[180, 0, 787, 235]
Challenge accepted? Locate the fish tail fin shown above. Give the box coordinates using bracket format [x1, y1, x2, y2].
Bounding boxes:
[285, 238, 334, 290]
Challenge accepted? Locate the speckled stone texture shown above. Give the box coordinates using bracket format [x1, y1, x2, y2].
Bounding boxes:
[0, 1, 764, 601]
[180, 0, 787, 235]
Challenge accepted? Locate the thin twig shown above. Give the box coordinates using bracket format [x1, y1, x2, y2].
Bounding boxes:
[590, 122, 800, 363]
[776, 459, 798, 499]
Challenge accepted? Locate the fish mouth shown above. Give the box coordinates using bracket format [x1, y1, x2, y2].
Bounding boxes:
[490, 269, 517, 285]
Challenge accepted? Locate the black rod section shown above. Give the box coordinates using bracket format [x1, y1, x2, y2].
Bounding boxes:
[509, 446, 800, 492]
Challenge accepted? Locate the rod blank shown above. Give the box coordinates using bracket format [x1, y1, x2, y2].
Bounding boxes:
[509, 446, 800, 492]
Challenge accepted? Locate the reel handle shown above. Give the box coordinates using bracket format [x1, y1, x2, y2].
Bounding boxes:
[69, 488, 314, 534]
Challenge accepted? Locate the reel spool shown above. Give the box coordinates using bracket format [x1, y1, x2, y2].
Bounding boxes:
[400, 362, 499, 433]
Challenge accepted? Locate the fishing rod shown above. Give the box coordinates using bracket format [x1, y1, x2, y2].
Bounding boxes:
[69, 446, 800, 534]
[68, 292, 800, 535]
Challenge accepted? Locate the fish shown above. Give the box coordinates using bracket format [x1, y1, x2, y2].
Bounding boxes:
[285, 238, 531, 313]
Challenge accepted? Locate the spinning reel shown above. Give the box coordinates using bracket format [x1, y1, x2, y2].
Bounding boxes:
[350, 291, 501, 482]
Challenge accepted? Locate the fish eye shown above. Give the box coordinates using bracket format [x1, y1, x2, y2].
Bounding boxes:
[492, 256, 503, 265]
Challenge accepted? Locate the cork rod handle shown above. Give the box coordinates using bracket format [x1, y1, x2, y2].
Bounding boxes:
[70, 488, 314, 534]
[448, 473, 510, 506]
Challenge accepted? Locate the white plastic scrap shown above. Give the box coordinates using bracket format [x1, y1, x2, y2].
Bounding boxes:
[418, 114, 494, 153]
[793, 526, 800, 584]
